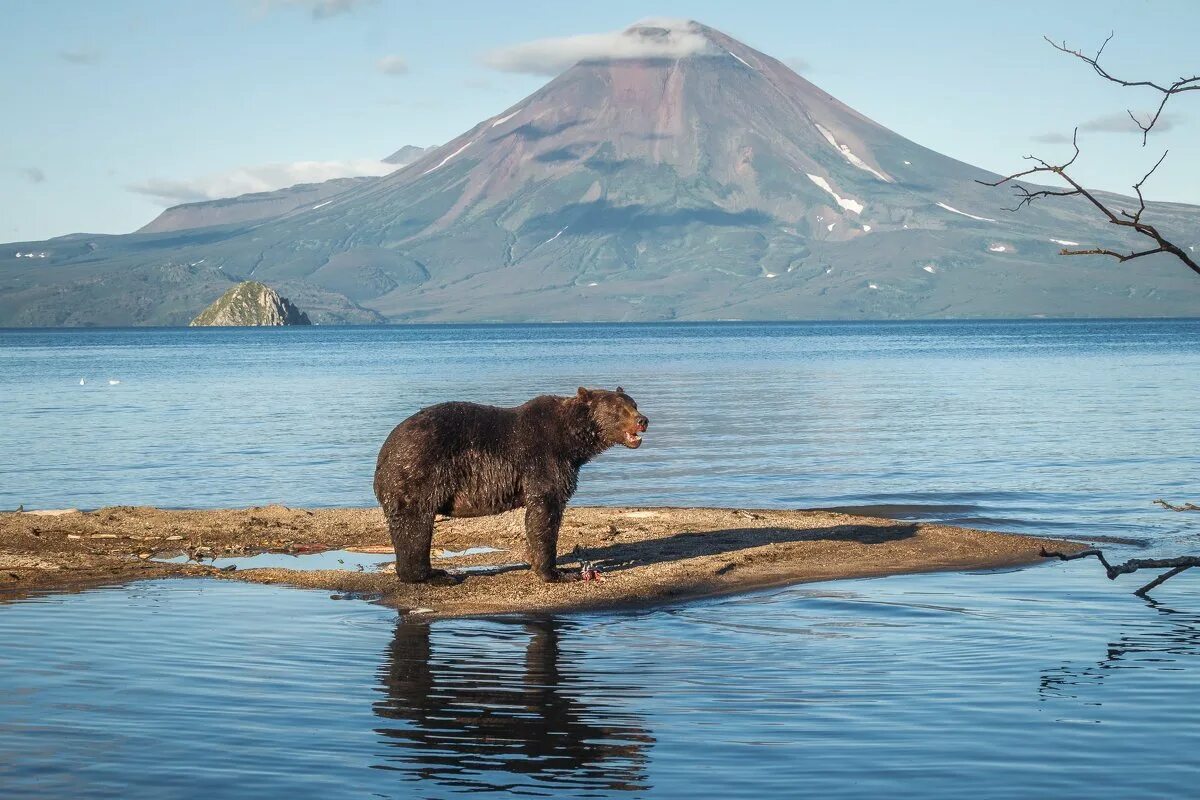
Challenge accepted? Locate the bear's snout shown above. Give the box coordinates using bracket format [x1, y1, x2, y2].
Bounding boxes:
[623, 414, 648, 448]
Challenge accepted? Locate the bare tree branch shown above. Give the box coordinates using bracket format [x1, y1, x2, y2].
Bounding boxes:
[1046, 33, 1200, 144]
[1041, 547, 1199, 597]
[978, 129, 1200, 276]
[1154, 499, 1200, 512]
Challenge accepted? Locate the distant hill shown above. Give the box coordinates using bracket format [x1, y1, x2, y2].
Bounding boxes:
[138, 177, 373, 235]
[190, 281, 310, 326]
[138, 146, 432, 235]
[383, 145, 431, 165]
[1, 21, 1196, 326]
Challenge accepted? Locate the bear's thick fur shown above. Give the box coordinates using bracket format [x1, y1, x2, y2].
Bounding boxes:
[374, 387, 648, 583]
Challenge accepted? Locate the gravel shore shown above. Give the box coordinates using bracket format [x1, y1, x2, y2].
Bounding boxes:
[0, 505, 1085, 616]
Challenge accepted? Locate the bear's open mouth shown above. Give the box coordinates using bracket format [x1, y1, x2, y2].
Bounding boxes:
[623, 430, 643, 448]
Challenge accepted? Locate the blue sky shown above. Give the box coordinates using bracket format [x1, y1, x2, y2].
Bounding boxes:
[2, 0, 1197, 241]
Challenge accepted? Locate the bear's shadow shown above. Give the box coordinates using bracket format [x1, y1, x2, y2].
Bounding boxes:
[574, 523, 920, 572]
[454, 523, 920, 577]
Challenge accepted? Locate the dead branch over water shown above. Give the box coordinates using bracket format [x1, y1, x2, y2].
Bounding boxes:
[1041, 548, 1200, 597]
[1154, 499, 1200, 513]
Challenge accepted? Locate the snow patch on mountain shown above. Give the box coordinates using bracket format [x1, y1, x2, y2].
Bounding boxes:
[491, 110, 521, 128]
[806, 173, 864, 214]
[814, 123, 892, 182]
[423, 141, 474, 175]
[728, 51, 754, 69]
[936, 202, 996, 223]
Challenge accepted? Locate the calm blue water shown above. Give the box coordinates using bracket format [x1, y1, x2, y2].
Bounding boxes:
[2, 320, 1199, 797]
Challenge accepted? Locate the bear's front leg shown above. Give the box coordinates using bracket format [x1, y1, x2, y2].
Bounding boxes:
[524, 494, 577, 582]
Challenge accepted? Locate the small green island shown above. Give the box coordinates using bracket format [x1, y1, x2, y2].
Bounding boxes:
[189, 281, 311, 327]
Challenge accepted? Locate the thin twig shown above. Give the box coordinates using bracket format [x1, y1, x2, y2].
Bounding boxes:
[1134, 565, 1191, 597]
[1045, 33, 1200, 145]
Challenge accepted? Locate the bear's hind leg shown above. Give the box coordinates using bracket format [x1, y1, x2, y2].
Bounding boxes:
[386, 508, 459, 585]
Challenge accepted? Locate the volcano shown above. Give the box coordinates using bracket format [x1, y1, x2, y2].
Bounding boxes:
[2, 19, 1198, 326]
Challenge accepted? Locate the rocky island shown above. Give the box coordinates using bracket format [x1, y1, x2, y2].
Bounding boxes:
[189, 281, 311, 327]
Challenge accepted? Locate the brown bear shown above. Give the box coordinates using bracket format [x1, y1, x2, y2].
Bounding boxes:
[373, 387, 648, 584]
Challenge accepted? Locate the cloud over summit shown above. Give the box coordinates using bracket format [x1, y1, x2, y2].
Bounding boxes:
[483, 19, 716, 76]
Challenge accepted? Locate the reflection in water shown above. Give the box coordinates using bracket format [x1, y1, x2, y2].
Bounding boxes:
[4, 575, 1200, 798]
[373, 619, 653, 795]
[1040, 598, 1200, 701]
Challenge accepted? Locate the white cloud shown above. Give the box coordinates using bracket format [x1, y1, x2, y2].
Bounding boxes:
[59, 47, 103, 65]
[128, 159, 396, 205]
[260, 0, 372, 19]
[1081, 111, 1179, 133]
[483, 18, 716, 76]
[1033, 111, 1181, 142]
[375, 55, 408, 75]
[1031, 132, 1072, 144]
[783, 57, 810, 74]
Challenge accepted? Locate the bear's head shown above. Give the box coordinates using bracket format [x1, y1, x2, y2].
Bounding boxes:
[577, 386, 649, 449]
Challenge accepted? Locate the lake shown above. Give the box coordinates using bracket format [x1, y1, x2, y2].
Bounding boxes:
[1, 320, 1199, 797]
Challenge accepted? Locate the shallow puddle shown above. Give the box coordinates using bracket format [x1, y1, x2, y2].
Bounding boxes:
[155, 549, 396, 572]
[155, 547, 524, 576]
[436, 545, 506, 558]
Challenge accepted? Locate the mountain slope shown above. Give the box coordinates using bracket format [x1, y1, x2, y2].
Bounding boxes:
[2, 20, 1197, 326]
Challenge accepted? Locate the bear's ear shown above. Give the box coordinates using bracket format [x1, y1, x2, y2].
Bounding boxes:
[615, 386, 625, 394]
[577, 387, 592, 402]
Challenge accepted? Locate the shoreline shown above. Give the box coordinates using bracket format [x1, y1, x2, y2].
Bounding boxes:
[3, 317, 1199, 332]
[0, 505, 1088, 617]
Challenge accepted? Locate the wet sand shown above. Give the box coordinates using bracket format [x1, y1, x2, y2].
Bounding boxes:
[0, 505, 1086, 617]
